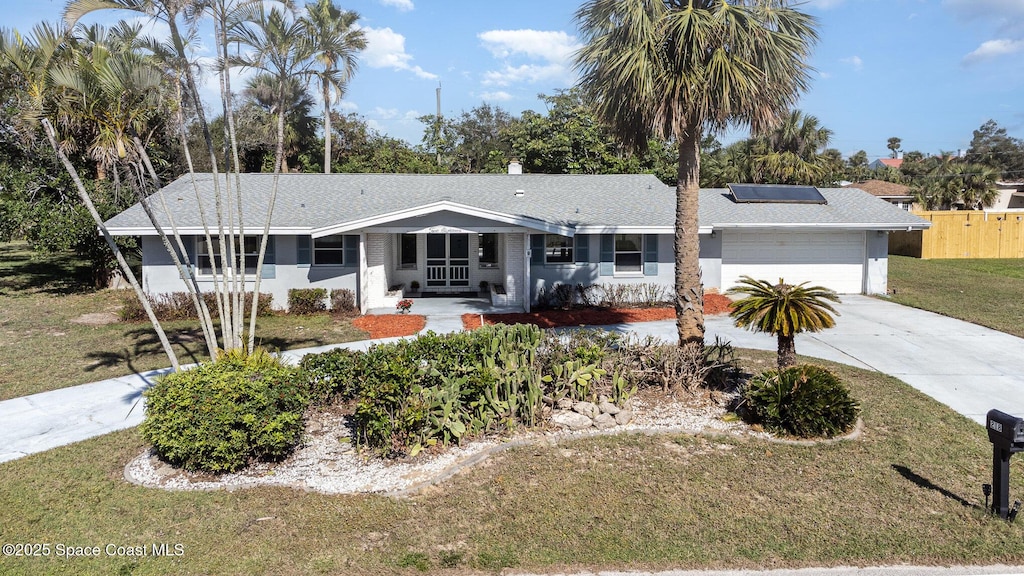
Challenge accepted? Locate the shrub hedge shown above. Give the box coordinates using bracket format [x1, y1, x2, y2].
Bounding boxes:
[141, 348, 308, 473]
[288, 288, 328, 315]
[742, 364, 860, 438]
[120, 291, 273, 322]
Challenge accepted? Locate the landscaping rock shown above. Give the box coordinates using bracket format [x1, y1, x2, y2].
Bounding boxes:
[551, 411, 594, 431]
[614, 410, 634, 426]
[573, 401, 600, 420]
[594, 413, 617, 430]
[598, 401, 620, 415]
[556, 398, 574, 410]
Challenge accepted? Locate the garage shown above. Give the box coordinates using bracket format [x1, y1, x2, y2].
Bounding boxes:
[720, 230, 867, 294]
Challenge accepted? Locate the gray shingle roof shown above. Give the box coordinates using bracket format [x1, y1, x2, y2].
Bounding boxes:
[104, 173, 930, 234]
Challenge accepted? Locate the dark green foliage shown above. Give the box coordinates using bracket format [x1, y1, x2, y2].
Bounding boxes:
[288, 288, 327, 315]
[119, 291, 274, 321]
[742, 364, 860, 438]
[330, 288, 357, 315]
[141, 349, 309, 473]
[299, 347, 365, 404]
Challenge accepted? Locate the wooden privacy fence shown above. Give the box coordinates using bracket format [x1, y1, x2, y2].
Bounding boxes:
[890, 211, 1024, 259]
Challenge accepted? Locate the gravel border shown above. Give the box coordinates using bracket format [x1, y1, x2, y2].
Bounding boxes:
[124, 397, 856, 497]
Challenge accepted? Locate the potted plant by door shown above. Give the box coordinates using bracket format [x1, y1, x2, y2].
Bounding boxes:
[409, 281, 420, 294]
[396, 299, 414, 314]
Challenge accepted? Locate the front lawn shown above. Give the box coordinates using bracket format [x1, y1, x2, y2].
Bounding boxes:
[0, 242, 366, 400]
[1, 349, 1022, 575]
[886, 255, 1024, 339]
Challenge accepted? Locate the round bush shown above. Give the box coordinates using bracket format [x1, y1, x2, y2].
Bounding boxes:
[742, 364, 860, 438]
[141, 349, 309, 473]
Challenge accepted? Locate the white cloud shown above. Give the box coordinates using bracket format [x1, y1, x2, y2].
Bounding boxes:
[402, 110, 421, 122]
[963, 38, 1024, 64]
[478, 29, 580, 62]
[818, 71, 833, 80]
[480, 91, 513, 101]
[478, 29, 580, 87]
[379, 0, 414, 12]
[482, 63, 568, 87]
[803, 0, 846, 9]
[841, 55, 864, 71]
[361, 26, 438, 80]
[944, 0, 1024, 31]
[337, 100, 359, 112]
[373, 107, 401, 120]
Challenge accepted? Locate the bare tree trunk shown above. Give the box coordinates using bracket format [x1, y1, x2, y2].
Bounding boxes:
[778, 334, 797, 371]
[674, 130, 705, 346]
[132, 134, 219, 359]
[42, 119, 180, 371]
[323, 78, 332, 174]
[247, 85, 286, 353]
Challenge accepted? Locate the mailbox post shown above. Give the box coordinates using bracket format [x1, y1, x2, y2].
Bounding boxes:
[986, 409, 1024, 519]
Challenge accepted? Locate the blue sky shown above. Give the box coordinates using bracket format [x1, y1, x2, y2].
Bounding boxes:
[7, 0, 1024, 162]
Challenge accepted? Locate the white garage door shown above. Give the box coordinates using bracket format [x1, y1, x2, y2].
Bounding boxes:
[721, 231, 866, 294]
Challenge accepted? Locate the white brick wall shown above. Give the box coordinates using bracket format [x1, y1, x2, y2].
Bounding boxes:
[504, 233, 525, 309]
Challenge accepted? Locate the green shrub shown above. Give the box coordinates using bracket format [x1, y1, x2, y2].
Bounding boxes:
[120, 291, 273, 321]
[330, 288, 357, 316]
[141, 348, 308, 473]
[742, 364, 860, 438]
[288, 288, 327, 315]
[299, 347, 365, 404]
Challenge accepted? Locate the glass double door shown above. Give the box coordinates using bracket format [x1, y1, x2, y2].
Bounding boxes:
[425, 233, 470, 288]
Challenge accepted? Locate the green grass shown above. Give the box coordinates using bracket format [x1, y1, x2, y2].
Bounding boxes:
[2, 350, 1023, 575]
[887, 255, 1024, 339]
[0, 242, 366, 400]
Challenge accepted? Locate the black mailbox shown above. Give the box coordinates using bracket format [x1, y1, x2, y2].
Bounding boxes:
[986, 409, 1024, 519]
[987, 410, 1024, 449]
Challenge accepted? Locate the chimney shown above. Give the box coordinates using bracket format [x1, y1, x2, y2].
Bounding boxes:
[508, 160, 522, 175]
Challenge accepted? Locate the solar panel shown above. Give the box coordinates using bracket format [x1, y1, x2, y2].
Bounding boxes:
[728, 184, 827, 205]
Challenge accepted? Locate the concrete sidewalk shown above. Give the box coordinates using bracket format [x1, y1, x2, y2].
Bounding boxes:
[3, 295, 1023, 463]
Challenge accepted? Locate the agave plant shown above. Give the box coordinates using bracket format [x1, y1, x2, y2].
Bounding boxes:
[727, 276, 840, 371]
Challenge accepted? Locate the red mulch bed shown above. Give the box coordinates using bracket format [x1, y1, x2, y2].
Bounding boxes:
[462, 293, 733, 330]
[352, 314, 426, 338]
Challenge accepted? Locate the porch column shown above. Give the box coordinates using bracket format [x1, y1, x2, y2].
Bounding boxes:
[504, 232, 527, 312]
[361, 233, 388, 311]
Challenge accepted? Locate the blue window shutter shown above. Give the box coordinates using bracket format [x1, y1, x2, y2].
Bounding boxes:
[574, 234, 589, 265]
[261, 236, 276, 279]
[343, 235, 359, 267]
[184, 236, 197, 272]
[297, 235, 311, 268]
[530, 234, 545, 265]
[599, 234, 614, 276]
[644, 234, 658, 276]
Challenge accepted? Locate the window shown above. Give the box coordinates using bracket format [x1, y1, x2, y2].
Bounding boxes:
[478, 233, 498, 268]
[614, 234, 643, 273]
[314, 236, 345, 265]
[399, 234, 417, 268]
[545, 235, 573, 264]
[197, 236, 259, 275]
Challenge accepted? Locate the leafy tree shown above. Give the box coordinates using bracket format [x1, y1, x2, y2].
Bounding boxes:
[235, 73, 319, 172]
[333, 112, 442, 173]
[967, 120, 1024, 179]
[847, 150, 869, 181]
[300, 0, 365, 174]
[575, 0, 818, 345]
[751, 109, 833, 185]
[727, 276, 840, 371]
[887, 137, 901, 159]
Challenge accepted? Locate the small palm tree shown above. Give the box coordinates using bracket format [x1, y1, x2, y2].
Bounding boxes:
[727, 276, 840, 371]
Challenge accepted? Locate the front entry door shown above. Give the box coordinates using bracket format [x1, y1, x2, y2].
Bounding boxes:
[426, 234, 470, 288]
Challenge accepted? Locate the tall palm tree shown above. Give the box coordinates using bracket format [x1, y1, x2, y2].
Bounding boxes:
[574, 0, 818, 346]
[231, 3, 312, 352]
[727, 276, 840, 371]
[241, 73, 318, 172]
[300, 0, 364, 173]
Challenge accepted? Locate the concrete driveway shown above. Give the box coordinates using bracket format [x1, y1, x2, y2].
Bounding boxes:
[622, 295, 1024, 426]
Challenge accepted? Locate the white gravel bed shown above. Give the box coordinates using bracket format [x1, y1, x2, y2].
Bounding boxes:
[124, 396, 756, 496]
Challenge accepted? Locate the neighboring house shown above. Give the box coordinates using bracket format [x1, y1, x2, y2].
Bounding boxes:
[869, 157, 904, 171]
[989, 181, 1024, 211]
[844, 179, 917, 211]
[104, 168, 930, 313]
